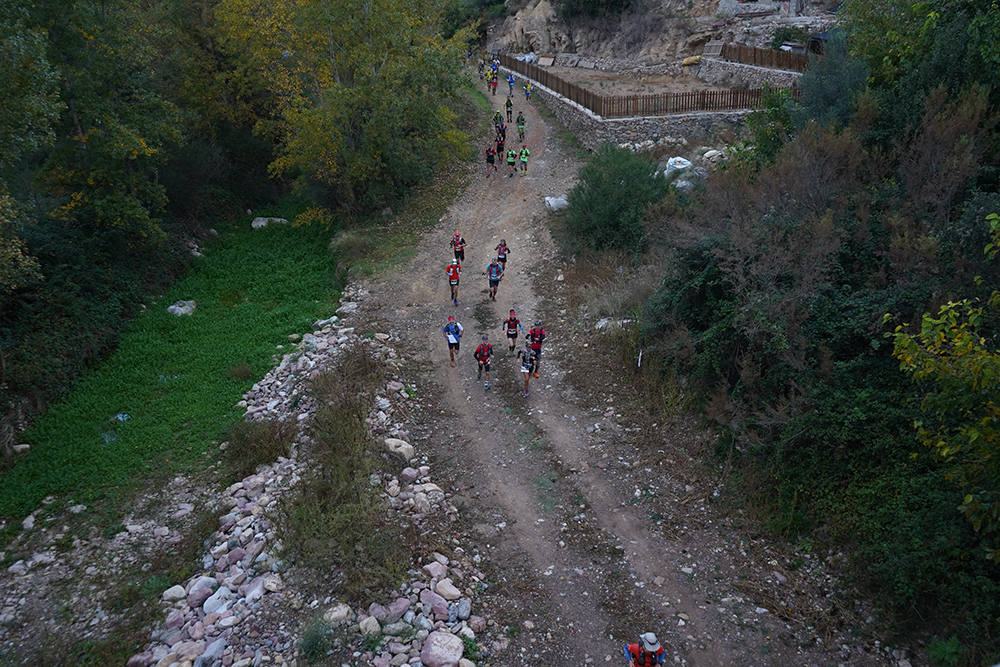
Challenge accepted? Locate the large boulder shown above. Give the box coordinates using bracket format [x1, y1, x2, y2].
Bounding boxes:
[384, 438, 415, 461]
[420, 630, 464, 667]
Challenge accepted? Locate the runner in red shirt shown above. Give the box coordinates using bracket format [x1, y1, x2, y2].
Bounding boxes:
[495, 239, 509, 269]
[528, 320, 546, 378]
[502, 309, 521, 353]
[449, 232, 466, 262]
[623, 633, 664, 666]
[446, 259, 461, 306]
[474, 334, 494, 389]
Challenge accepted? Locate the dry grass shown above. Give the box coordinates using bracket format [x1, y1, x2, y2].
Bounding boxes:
[277, 346, 411, 601]
[224, 417, 296, 481]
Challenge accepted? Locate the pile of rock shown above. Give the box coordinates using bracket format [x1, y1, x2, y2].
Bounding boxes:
[130, 289, 488, 666]
[322, 549, 488, 667]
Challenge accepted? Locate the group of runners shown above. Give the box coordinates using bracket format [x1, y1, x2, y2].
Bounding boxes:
[443, 230, 547, 396]
[485, 106, 528, 178]
[479, 57, 533, 103]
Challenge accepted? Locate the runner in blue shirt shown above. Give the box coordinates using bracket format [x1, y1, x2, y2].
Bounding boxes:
[443, 316, 464, 368]
[486, 258, 504, 301]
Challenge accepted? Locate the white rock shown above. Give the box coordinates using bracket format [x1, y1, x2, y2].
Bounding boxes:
[544, 196, 568, 211]
[336, 302, 359, 314]
[703, 149, 724, 165]
[263, 574, 283, 592]
[359, 615, 381, 636]
[384, 438, 415, 461]
[202, 587, 231, 614]
[162, 585, 187, 602]
[167, 300, 197, 316]
[12, 444, 29, 454]
[413, 493, 431, 513]
[435, 578, 461, 601]
[21, 515, 34, 530]
[7, 560, 27, 576]
[323, 603, 354, 625]
[250, 217, 288, 230]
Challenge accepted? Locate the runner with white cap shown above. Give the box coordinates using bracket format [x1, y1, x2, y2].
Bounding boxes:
[623, 632, 664, 666]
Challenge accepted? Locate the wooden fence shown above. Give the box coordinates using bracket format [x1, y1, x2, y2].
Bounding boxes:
[499, 54, 791, 119]
[721, 43, 809, 72]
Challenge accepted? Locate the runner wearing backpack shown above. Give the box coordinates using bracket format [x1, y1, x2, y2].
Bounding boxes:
[623, 633, 664, 666]
[474, 335, 494, 389]
[528, 320, 546, 378]
[442, 316, 464, 368]
[485, 258, 504, 301]
[502, 309, 521, 353]
[445, 258, 462, 306]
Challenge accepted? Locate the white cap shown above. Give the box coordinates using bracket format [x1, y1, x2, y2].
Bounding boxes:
[640, 633, 661, 652]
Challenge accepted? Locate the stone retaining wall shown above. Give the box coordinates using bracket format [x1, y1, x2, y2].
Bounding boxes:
[502, 66, 749, 150]
[696, 57, 802, 89]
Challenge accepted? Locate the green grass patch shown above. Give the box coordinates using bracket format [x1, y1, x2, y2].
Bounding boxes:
[300, 614, 334, 664]
[0, 206, 341, 537]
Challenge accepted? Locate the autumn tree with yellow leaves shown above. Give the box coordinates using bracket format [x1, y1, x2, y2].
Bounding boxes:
[216, 0, 471, 211]
[889, 214, 1000, 563]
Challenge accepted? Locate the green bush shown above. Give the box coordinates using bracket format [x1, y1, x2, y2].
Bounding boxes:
[300, 615, 332, 663]
[638, 44, 1000, 653]
[564, 144, 668, 254]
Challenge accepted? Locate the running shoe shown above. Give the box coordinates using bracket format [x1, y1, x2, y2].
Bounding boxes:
[524, 389, 529, 397]
[477, 370, 482, 379]
[533, 371, 539, 378]
[450, 361, 455, 367]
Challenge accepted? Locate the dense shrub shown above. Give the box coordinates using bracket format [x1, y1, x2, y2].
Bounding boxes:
[564, 144, 668, 254]
[638, 12, 1000, 648]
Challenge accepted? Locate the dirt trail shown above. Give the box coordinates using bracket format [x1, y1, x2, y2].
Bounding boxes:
[358, 83, 882, 666]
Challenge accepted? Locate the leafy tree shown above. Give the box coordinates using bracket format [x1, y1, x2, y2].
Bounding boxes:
[565, 144, 668, 254]
[0, 194, 41, 303]
[0, 3, 63, 169]
[216, 0, 470, 212]
[729, 86, 795, 172]
[794, 33, 868, 130]
[889, 214, 1000, 562]
[29, 0, 184, 247]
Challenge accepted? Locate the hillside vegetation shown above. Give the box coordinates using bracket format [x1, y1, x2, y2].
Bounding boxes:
[562, 0, 1000, 660]
[0, 0, 471, 460]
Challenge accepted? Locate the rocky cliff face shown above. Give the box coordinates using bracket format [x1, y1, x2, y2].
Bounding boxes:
[487, 0, 838, 65]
